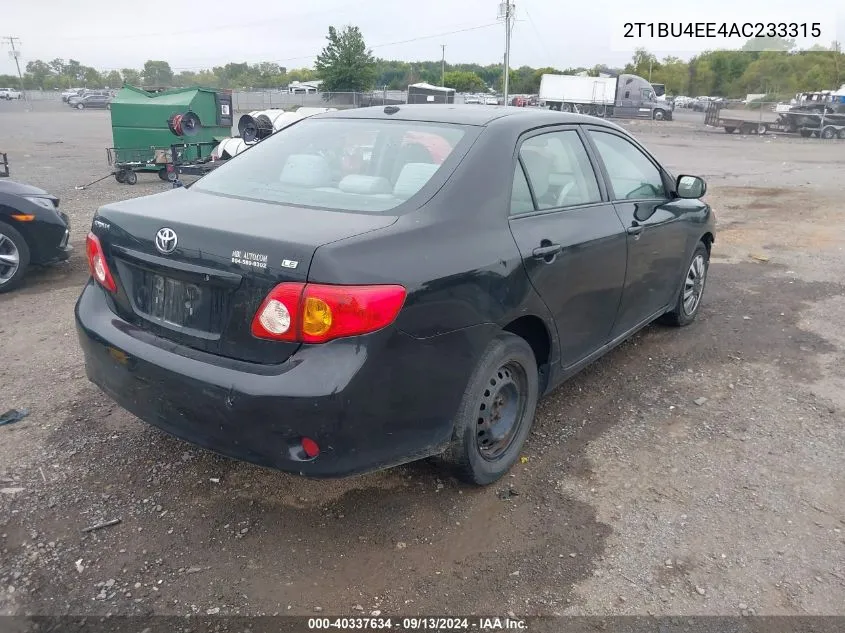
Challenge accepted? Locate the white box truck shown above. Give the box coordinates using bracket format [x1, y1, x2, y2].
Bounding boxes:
[539, 73, 672, 120]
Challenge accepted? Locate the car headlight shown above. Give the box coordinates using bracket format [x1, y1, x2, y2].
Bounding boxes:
[22, 196, 56, 210]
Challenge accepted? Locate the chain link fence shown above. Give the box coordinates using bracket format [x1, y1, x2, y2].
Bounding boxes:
[231, 90, 468, 110]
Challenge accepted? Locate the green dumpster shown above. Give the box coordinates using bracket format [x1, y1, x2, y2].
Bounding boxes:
[109, 85, 233, 178]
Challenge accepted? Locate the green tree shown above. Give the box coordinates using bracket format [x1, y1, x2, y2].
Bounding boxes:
[122, 68, 141, 86]
[104, 70, 123, 87]
[315, 25, 376, 92]
[442, 70, 485, 93]
[141, 60, 174, 87]
[64, 59, 84, 82]
[25, 60, 53, 88]
[651, 56, 690, 95]
[287, 67, 317, 83]
[83, 67, 102, 87]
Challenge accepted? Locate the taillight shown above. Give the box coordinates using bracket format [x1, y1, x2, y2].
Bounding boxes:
[85, 232, 117, 293]
[251, 283, 406, 344]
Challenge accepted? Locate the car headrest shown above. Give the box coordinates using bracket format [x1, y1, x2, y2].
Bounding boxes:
[279, 154, 332, 187]
[338, 175, 392, 195]
[393, 163, 440, 199]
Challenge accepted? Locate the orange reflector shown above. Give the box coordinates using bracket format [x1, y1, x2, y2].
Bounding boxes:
[10, 214, 35, 222]
[302, 296, 332, 337]
[301, 437, 320, 459]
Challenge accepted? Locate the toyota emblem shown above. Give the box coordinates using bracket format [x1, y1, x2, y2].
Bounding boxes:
[155, 227, 178, 254]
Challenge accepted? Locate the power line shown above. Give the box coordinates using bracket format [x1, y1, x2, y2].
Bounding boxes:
[99, 22, 500, 72]
[48, 2, 364, 41]
[521, 5, 553, 68]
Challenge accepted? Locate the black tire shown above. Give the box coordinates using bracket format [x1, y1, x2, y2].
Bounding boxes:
[800, 129, 812, 138]
[821, 126, 836, 140]
[124, 170, 137, 185]
[653, 109, 666, 121]
[442, 333, 539, 485]
[76, 103, 84, 110]
[838, 129, 845, 140]
[724, 126, 735, 134]
[0, 221, 31, 294]
[660, 241, 710, 327]
[115, 170, 126, 183]
[158, 168, 170, 181]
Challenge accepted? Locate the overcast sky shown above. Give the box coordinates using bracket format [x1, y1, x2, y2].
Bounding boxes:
[1, 0, 842, 76]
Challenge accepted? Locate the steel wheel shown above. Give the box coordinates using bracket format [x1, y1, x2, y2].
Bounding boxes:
[476, 361, 529, 461]
[0, 232, 20, 284]
[683, 253, 707, 316]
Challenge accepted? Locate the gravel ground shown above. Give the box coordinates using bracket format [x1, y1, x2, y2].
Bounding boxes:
[0, 99, 843, 618]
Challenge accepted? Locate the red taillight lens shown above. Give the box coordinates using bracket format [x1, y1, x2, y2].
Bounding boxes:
[85, 232, 117, 293]
[251, 282, 406, 344]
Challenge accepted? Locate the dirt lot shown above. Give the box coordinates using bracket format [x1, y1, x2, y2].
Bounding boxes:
[1, 100, 844, 618]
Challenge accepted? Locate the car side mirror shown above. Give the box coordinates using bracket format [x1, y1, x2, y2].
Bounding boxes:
[676, 175, 706, 199]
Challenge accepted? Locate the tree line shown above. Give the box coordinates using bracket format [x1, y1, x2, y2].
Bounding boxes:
[1, 27, 842, 99]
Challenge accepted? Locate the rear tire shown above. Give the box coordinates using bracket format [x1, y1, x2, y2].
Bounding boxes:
[442, 333, 539, 486]
[653, 109, 666, 121]
[124, 170, 137, 185]
[724, 126, 735, 134]
[76, 103, 84, 110]
[0, 221, 31, 294]
[821, 126, 836, 140]
[660, 242, 709, 327]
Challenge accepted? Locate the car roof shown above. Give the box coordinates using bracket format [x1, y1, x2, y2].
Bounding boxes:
[316, 104, 626, 132]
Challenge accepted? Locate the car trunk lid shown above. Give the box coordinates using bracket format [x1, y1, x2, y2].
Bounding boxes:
[93, 187, 396, 364]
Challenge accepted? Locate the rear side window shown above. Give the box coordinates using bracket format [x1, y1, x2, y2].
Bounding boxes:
[193, 118, 470, 213]
[510, 163, 534, 214]
[516, 130, 601, 211]
[588, 131, 666, 200]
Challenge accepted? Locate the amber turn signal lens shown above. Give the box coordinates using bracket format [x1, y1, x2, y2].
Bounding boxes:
[302, 296, 332, 337]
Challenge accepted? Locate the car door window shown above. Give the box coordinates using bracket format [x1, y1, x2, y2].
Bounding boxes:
[518, 130, 601, 211]
[589, 131, 666, 200]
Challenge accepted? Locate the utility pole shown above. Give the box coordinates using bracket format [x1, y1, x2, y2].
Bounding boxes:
[498, 1, 515, 105]
[441, 44, 446, 87]
[2, 36, 26, 97]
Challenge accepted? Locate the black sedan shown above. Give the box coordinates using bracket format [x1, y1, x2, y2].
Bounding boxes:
[0, 178, 71, 292]
[75, 105, 715, 485]
[72, 94, 112, 110]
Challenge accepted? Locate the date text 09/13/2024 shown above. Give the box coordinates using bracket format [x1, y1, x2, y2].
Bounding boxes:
[623, 22, 822, 39]
[306, 617, 528, 630]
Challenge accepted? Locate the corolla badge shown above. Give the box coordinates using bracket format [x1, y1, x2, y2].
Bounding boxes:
[155, 227, 178, 254]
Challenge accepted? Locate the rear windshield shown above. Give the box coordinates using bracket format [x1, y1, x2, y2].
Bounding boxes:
[193, 118, 472, 213]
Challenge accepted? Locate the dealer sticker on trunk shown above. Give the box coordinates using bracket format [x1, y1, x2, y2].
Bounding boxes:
[231, 250, 268, 269]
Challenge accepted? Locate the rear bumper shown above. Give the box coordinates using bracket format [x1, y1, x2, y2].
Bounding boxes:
[75, 281, 491, 477]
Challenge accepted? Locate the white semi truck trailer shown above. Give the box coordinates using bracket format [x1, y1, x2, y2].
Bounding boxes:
[539, 73, 673, 120]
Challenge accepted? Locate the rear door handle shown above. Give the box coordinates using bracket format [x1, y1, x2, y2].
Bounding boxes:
[532, 243, 562, 259]
[627, 224, 644, 236]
